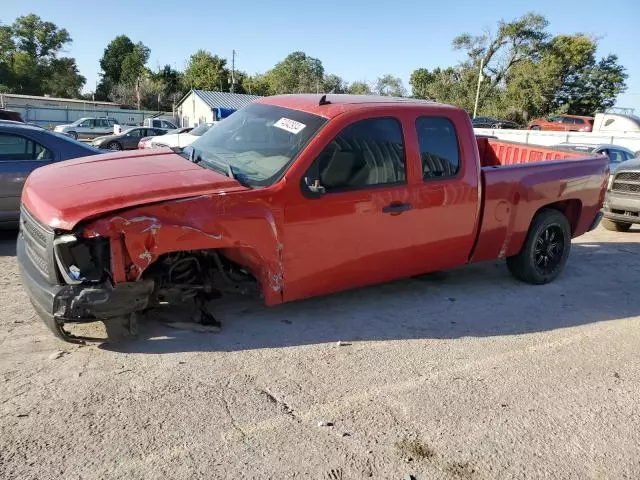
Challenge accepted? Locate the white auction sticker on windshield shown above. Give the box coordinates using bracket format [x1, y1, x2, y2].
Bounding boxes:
[274, 117, 306, 134]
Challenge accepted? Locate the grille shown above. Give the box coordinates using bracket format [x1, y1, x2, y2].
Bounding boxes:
[612, 182, 640, 194]
[20, 206, 56, 282]
[612, 171, 640, 196]
[616, 172, 640, 182]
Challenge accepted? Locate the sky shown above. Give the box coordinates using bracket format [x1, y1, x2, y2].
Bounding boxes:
[2, 0, 639, 111]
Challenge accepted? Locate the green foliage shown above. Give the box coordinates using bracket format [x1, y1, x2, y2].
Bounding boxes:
[96, 36, 150, 100]
[183, 50, 230, 91]
[0, 14, 84, 97]
[322, 74, 348, 94]
[375, 74, 406, 97]
[151, 65, 185, 110]
[412, 14, 626, 120]
[265, 51, 324, 94]
[348, 81, 372, 95]
[240, 73, 272, 96]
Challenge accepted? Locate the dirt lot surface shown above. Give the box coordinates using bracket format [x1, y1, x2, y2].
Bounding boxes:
[1, 226, 639, 479]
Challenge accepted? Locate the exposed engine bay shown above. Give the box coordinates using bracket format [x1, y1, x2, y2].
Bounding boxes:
[52, 236, 258, 342]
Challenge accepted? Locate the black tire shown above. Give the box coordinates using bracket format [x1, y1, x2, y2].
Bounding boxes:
[530, 125, 541, 130]
[507, 209, 571, 284]
[68, 131, 78, 140]
[602, 218, 632, 232]
[106, 141, 122, 151]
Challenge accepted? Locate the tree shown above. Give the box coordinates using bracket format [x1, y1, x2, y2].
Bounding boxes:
[120, 43, 150, 86]
[0, 15, 84, 97]
[240, 73, 272, 96]
[151, 65, 185, 110]
[322, 74, 348, 93]
[43, 57, 85, 98]
[374, 74, 406, 96]
[183, 50, 230, 91]
[348, 81, 372, 95]
[556, 54, 627, 115]
[453, 13, 549, 89]
[11, 14, 71, 59]
[409, 68, 437, 99]
[97, 35, 147, 99]
[266, 51, 324, 94]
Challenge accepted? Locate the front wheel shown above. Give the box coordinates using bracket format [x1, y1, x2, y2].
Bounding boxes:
[507, 209, 571, 284]
[68, 131, 78, 140]
[530, 125, 541, 131]
[106, 141, 122, 151]
[602, 218, 632, 232]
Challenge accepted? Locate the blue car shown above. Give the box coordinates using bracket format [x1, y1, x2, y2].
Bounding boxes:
[0, 121, 100, 225]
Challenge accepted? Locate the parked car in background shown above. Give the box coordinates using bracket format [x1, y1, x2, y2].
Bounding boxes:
[553, 143, 636, 168]
[142, 122, 215, 149]
[0, 121, 100, 225]
[92, 127, 169, 151]
[15, 95, 608, 342]
[472, 116, 521, 129]
[602, 157, 640, 232]
[528, 115, 594, 132]
[143, 118, 178, 130]
[0, 109, 23, 122]
[592, 112, 640, 134]
[138, 127, 193, 149]
[54, 117, 118, 140]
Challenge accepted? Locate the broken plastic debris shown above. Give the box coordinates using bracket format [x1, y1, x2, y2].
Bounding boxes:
[317, 421, 334, 427]
[69, 265, 81, 280]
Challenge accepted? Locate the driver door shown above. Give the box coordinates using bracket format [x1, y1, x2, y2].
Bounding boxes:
[0, 132, 53, 222]
[283, 116, 419, 302]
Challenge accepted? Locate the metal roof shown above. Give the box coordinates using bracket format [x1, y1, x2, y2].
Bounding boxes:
[191, 89, 261, 110]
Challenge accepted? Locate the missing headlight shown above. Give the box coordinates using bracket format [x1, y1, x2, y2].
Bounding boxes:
[54, 234, 110, 285]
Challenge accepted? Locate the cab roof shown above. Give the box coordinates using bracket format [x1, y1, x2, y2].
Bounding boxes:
[256, 94, 458, 119]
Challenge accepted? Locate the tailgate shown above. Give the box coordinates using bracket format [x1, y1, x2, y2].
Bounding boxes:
[470, 156, 608, 263]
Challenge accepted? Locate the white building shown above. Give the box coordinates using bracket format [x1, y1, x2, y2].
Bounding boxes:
[176, 89, 261, 127]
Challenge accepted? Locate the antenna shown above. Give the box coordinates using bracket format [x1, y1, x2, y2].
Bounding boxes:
[319, 95, 331, 106]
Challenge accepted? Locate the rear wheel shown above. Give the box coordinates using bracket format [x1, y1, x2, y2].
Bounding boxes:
[106, 141, 122, 151]
[602, 218, 632, 232]
[507, 209, 571, 284]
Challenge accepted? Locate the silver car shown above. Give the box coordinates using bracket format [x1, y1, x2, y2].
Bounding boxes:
[53, 117, 118, 140]
[553, 143, 636, 168]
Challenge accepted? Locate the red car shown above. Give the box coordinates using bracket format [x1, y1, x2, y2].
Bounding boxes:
[528, 114, 594, 132]
[17, 95, 608, 342]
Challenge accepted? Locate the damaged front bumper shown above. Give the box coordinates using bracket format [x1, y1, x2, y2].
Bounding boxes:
[18, 235, 154, 342]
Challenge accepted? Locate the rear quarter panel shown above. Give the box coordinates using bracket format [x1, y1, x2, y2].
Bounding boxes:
[471, 157, 608, 263]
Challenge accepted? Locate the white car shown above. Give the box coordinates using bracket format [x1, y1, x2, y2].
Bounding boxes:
[141, 123, 216, 149]
[54, 117, 117, 140]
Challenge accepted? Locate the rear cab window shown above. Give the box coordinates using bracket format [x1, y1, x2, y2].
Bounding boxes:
[415, 116, 460, 179]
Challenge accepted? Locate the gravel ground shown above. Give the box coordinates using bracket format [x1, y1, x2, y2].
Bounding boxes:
[1, 226, 639, 479]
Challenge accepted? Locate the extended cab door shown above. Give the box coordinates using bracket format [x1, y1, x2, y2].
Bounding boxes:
[283, 115, 423, 302]
[407, 114, 480, 272]
[0, 132, 54, 222]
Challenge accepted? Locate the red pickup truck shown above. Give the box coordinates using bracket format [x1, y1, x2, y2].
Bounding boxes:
[17, 95, 608, 342]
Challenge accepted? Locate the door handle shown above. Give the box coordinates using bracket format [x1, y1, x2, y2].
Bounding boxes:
[382, 202, 412, 214]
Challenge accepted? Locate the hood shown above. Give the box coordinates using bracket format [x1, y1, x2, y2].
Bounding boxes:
[54, 124, 73, 131]
[613, 157, 640, 173]
[22, 148, 246, 230]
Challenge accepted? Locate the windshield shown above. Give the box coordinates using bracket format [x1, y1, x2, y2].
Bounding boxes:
[184, 104, 327, 187]
[190, 123, 214, 136]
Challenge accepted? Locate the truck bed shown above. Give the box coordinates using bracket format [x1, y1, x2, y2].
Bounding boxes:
[471, 138, 609, 263]
[476, 137, 586, 167]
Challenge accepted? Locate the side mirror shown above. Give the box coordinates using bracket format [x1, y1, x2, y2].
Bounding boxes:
[303, 176, 325, 198]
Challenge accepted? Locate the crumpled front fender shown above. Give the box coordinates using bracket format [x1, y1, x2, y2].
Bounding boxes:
[82, 195, 284, 305]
